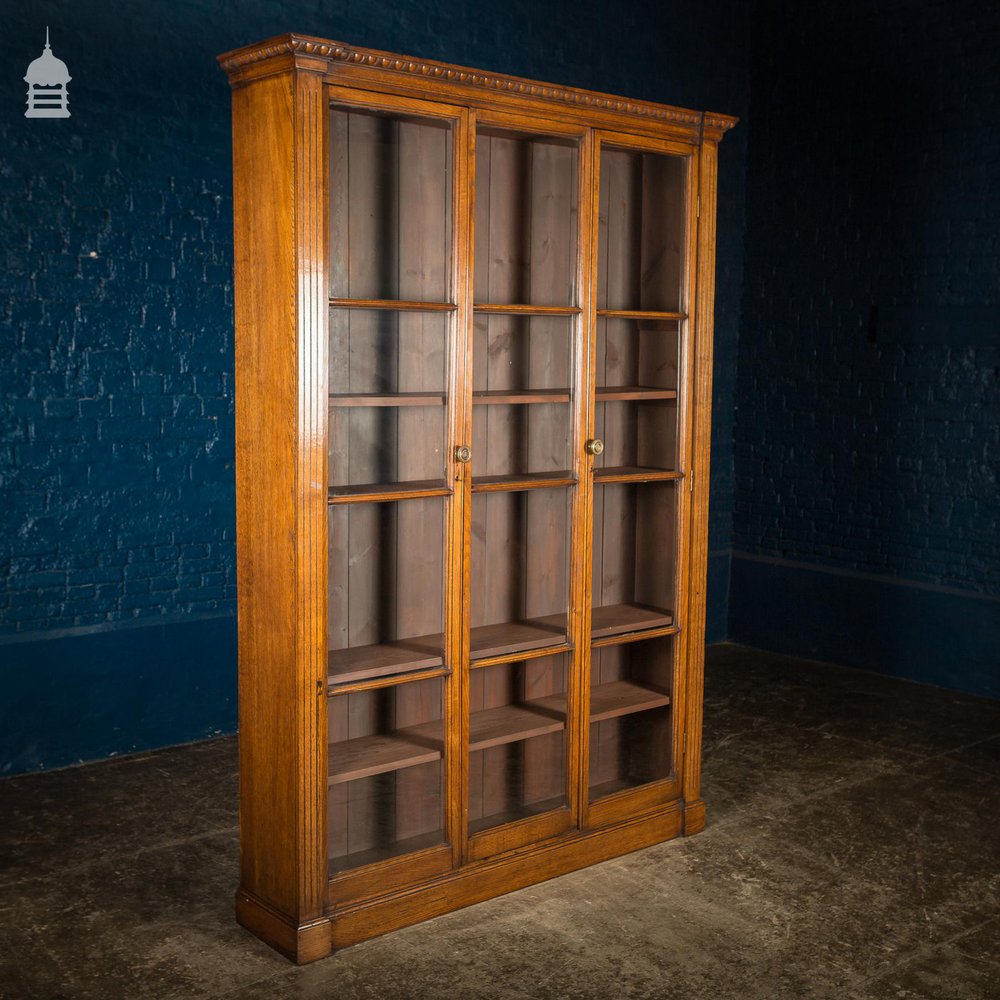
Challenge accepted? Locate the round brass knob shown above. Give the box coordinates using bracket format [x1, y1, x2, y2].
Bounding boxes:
[455, 445, 472, 464]
[585, 438, 604, 456]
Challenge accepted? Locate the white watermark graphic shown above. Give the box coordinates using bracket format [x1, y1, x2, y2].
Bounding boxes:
[25, 27, 71, 118]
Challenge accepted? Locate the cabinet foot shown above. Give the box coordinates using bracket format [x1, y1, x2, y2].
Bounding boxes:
[235, 889, 332, 964]
[682, 798, 706, 835]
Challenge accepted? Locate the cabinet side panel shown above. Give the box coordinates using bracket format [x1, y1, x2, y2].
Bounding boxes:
[232, 74, 303, 917]
[681, 141, 719, 831]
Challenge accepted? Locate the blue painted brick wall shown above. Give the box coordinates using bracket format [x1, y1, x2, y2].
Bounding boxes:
[0, 0, 747, 771]
[737, 0, 999, 594]
[732, 0, 999, 694]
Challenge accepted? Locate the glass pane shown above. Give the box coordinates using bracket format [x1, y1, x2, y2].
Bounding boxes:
[597, 148, 686, 313]
[329, 310, 447, 492]
[472, 315, 572, 480]
[328, 499, 445, 684]
[594, 318, 680, 474]
[474, 130, 578, 306]
[330, 107, 452, 302]
[589, 635, 674, 801]
[591, 483, 677, 632]
[470, 488, 570, 659]
[468, 654, 569, 834]
[328, 676, 446, 872]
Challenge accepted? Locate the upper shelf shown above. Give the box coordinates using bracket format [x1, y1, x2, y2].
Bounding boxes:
[474, 304, 580, 317]
[328, 480, 451, 504]
[330, 297, 456, 312]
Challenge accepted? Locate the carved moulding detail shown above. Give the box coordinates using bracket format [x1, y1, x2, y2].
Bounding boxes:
[218, 34, 737, 132]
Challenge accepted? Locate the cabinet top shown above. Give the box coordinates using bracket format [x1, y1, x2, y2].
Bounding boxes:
[218, 33, 738, 143]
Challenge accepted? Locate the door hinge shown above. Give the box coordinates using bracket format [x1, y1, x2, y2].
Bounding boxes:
[682, 732, 687, 756]
[689, 467, 695, 493]
[697, 195, 701, 220]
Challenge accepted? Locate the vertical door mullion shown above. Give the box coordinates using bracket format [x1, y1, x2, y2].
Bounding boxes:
[573, 128, 600, 829]
[669, 147, 700, 795]
[448, 107, 475, 867]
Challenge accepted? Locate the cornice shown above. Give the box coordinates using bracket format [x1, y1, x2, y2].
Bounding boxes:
[218, 33, 738, 136]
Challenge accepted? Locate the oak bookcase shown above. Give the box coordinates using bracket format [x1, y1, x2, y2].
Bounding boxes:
[219, 33, 736, 963]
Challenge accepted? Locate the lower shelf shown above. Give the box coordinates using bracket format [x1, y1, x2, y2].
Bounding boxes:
[329, 829, 445, 875]
[328, 679, 669, 785]
[468, 795, 566, 836]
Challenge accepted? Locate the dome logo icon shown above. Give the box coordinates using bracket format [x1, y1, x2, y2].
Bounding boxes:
[25, 27, 71, 118]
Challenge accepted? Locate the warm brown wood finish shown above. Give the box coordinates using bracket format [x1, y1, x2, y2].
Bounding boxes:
[221, 32, 734, 963]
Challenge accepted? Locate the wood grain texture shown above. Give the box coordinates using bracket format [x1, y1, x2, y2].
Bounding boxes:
[231, 64, 330, 944]
[224, 33, 732, 962]
[680, 139, 720, 833]
[218, 34, 738, 142]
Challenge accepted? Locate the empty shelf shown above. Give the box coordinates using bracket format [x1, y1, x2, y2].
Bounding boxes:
[587, 679, 670, 721]
[591, 603, 673, 638]
[328, 639, 444, 687]
[329, 392, 446, 407]
[329, 297, 456, 312]
[596, 385, 677, 401]
[472, 471, 574, 493]
[329, 727, 443, 785]
[470, 619, 567, 660]
[473, 388, 570, 405]
[328, 480, 451, 504]
[595, 466, 682, 484]
[468, 703, 565, 752]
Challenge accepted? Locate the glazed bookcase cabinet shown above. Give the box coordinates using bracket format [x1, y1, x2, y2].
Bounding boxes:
[219, 33, 736, 963]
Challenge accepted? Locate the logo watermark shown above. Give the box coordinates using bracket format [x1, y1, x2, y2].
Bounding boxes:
[25, 27, 70, 118]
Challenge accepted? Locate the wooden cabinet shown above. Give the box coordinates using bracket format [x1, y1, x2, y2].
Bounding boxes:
[219, 33, 736, 963]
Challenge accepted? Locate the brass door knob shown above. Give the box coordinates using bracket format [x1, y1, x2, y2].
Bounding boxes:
[455, 445, 472, 463]
[585, 438, 604, 456]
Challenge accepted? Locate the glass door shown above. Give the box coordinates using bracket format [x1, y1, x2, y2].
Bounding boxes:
[585, 133, 695, 824]
[464, 117, 586, 860]
[326, 94, 465, 893]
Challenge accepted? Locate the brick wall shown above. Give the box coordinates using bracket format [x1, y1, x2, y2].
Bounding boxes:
[733, 0, 999, 692]
[0, 0, 747, 770]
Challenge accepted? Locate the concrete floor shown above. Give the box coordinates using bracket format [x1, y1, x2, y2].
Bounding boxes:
[2, 644, 999, 1000]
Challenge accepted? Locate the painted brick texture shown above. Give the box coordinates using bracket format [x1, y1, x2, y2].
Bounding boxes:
[1, 1, 747, 639]
[736, 0, 1000, 596]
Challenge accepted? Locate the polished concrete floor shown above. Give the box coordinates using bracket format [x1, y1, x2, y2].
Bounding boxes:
[2, 644, 999, 1000]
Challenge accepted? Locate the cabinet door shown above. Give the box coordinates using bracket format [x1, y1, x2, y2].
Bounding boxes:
[326, 92, 468, 899]
[585, 133, 697, 826]
[463, 116, 587, 860]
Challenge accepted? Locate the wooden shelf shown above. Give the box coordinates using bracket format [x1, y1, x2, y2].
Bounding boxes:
[591, 603, 673, 638]
[329, 392, 446, 408]
[329, 728, 443, 785]
[586, 679, 671, 721]
[474, 303, 580, 316]
[328, 480, 450, 504]
[330, 830, 445, 874]
[595, 466, 682, 485]
[473, 388, 570, 405]
[596, 309, 686, 321]
[468, 703, 565, 752]
[595, 385, 677, 402]
[330, 297, 456, 312]
[473, 471, 574, 493]
[470, 618, 567, 660]
[467, 604, 671, 661]
[474, 679, 669, 734]
[328, 638, 444, 687]
[469, 795, 566, 835]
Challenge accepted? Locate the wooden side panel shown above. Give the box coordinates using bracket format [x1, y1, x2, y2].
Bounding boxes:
[232, 65, 329, 937]
[680, 141, 720, 833]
